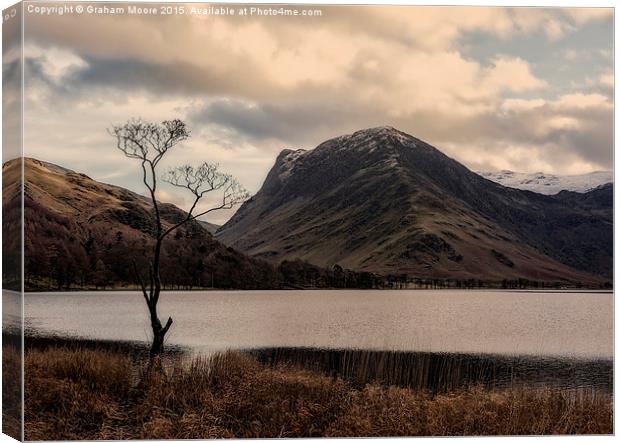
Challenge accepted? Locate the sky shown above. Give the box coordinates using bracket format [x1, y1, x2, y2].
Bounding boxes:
[11, 3, 615, 224]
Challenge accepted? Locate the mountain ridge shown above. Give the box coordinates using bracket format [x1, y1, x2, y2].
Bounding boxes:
[217, 127, 612, 284]
[478, 169, 612, 195]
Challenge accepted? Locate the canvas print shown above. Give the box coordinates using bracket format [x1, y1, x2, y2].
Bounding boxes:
[1, 2, 614, 440]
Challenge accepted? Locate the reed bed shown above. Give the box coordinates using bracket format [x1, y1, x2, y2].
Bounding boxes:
[12, 342, 613, 440]
[251, 347, 613, 393]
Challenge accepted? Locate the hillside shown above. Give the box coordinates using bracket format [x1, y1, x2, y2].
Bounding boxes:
[4, 158, 279, 290]
[217, 127, 612, 284]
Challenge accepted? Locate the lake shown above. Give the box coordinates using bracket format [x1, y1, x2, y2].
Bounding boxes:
[23, 289, 612, 359]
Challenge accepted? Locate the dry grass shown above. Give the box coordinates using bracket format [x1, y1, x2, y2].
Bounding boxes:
[15, 345, 613, 440]
[2, 344, 22, 440]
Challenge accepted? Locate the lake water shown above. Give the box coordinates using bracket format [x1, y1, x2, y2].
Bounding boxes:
[23, 289, 613, 359]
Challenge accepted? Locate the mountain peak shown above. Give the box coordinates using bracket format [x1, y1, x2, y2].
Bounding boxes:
[354, 125, 399, 135]
[311, 126, 419, 159]
[278, 148, 306, 159]
[350, 126, 414, 143]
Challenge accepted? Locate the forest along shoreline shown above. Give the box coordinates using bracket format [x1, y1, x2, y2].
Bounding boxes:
[9, 333, 613, 439]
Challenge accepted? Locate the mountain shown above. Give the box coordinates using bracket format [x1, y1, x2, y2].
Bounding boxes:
[199, 221, 220, 234]
[217, 127, 612, 284]
[477, 170, 612, 195]
[4, 158, 279, 290]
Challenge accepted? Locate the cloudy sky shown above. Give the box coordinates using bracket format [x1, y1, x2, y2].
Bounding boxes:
[17, 4, 614, 224]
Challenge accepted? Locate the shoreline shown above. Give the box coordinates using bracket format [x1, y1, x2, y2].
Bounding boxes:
[6, 335, 613, 439]
[17, 330, 615, 361]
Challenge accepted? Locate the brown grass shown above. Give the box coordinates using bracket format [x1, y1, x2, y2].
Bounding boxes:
[2, 344, 22, 440]
[16, 345, 613, 440]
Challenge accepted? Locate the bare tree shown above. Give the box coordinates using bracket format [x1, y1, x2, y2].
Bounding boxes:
[111, 119, 249, 356]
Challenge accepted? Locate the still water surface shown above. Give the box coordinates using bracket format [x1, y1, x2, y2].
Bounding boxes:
[24, 289, 612, 359]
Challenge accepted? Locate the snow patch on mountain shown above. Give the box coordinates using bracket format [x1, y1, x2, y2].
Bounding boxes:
[277, 149, 307, 180]
[478, 170, 613, 194]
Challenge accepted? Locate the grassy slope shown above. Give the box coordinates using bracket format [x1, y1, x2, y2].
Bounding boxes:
[16, 345, 613, 440]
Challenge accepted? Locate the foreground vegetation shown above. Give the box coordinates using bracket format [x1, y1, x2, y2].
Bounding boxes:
[2, 345, 21, 440]
[10, 342, 612, 439]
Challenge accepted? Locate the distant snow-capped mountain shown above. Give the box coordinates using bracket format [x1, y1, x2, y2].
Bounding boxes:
[477, 170, 612, 195]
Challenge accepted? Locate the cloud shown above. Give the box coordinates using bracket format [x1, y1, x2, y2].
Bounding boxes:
[508, 8, 611, 41]
[563, 8, 613, 25]
[599, 72, 613, 90]
[489, 93, 613, 169]
[554, 92, 611, 110]
[190, 99, 324, 143]
[3, 16, 23, 157]
[25, 44, 88, 82]
[483, 56, 547, 92]
[18, 5, 613, 225]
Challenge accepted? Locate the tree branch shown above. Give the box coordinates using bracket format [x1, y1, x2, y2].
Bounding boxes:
[160, 163, 250, 239]
[162, 317, 173, 335]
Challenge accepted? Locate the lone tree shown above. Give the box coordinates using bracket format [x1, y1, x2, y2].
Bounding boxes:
[111, 119, 249, 355]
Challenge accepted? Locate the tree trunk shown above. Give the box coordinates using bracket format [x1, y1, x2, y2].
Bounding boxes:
[147, 294, 173, 356]
[150, 327, 166, 356]
[148, 234, 167, 356]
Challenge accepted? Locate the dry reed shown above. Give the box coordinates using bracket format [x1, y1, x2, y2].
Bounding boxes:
[2, 344, 22, 440]
[11, 344, 613, 440]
